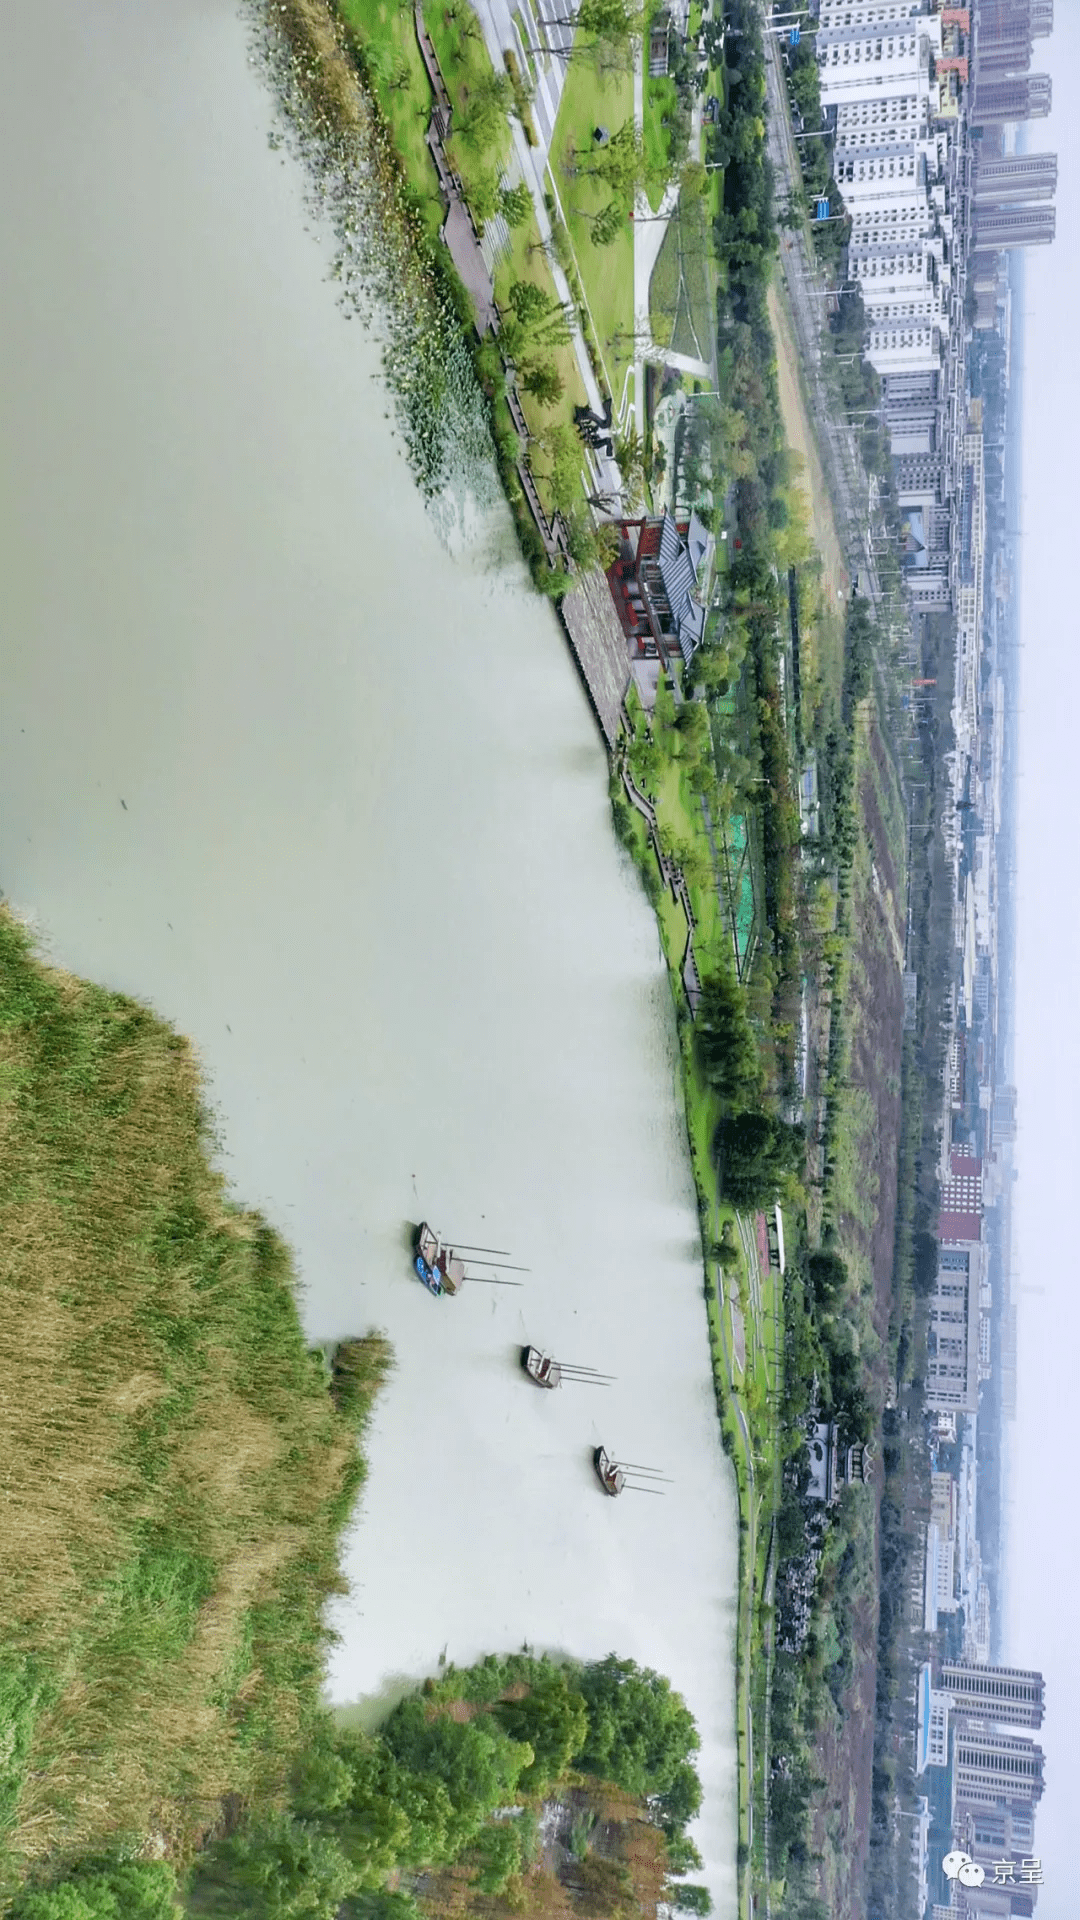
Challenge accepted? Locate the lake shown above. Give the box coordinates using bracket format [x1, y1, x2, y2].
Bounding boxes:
[0, 0, 738, 1898]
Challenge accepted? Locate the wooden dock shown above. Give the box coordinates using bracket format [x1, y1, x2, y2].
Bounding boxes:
[560, 567, 632, 750]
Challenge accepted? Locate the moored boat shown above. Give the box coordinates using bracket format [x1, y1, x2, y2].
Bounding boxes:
[436, 1245, 466, 1295]
[521, 1345, 562, 1390]
[593, 1445, 624, 1497]
[414, 1222, 444, 1296]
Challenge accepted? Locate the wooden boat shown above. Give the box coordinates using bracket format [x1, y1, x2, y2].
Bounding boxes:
[435, 1245, 466, 1295]
[593, 1445, 625, 1498]
[414, 1223, 443, 1295]
[521, 1345, 562, 1390]
[413, 1223, 465, 1296]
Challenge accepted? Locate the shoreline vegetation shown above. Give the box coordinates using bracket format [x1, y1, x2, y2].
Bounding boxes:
[0, 905, 389, 1884]
[0, 916, 713, 1920]
[248, 0, 498, 509]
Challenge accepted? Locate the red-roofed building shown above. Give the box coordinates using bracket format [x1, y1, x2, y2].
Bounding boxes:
[606, 510, 714, 669]
[939, 1148, 983, 1243]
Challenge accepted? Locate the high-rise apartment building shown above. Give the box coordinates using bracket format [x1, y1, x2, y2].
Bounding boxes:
[926, 1244, 982, 1414]
[971, 73, 1052, 122]
[972, 204, 1056, 249]
[954, 1730, 1045, 1809]
[940, 1662, 1045, 1729]
[974, 153, 1058, 202]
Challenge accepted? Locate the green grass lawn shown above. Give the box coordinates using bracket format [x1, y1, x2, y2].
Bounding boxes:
[547, 51, 635, 408]
[648, 215, 679, 348]
[649, 187, 715, 364]
[493, 212, 589, 414]
[643, 70, 679, 211]
[422, 0, 514, 202]
[338, 0, 438, 235]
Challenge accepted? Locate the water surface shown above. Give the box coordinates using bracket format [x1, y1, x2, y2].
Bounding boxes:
[0, 0, 738, 1896]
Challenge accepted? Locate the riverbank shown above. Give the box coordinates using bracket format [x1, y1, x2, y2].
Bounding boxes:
[0, 905, 390, 1880]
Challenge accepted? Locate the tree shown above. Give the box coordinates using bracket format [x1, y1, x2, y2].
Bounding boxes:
[508, 279, 571, 345]
[589, 199, 626, 247]
[679, 160, 708, 200]
[527, 0, 642, 68]
[587, 122, 645, 206]
[713, 1111, 804, 1208]
[496, 314, 529, 366]
[469, 170, 502, 223]
[695, 970, 761, 1108]
[664, 1834, 704, 1876]
[670, 1885, 713, 1915]
[574, 1656, 700, 1803]
[710, 1234, 739, 1272]
[808, 1248, 849, 1308]
[537, 424, 585, 513]
[498, 1671, 589, 1790]
[381, 1698, 533, 1855]
[521, 359, 565, 407]
[188, 1815, 358, 1918]
[499, 182, 532, 228]
[12, 1865, 180, 1920]
[457, 71, 512, 154]
[470, 1822, 523, 1895]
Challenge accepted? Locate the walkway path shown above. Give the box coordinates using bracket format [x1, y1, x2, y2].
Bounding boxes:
[414, 4, 498, 334]
[468, 0, 621, 499]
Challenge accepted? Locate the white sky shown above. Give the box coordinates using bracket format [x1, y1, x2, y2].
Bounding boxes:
[1004, 11, 1080, 1911]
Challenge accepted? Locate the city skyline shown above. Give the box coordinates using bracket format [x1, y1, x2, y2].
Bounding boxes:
[1004, 9, 1079, 1916]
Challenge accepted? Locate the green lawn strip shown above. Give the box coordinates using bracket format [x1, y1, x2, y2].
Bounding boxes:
[648, 189, 714, 366]
[511, 6, 541, 87]
[643, 71, 679, 211]
[338, 0, 439, 235]
[648, 215, 681, 350]
[493, 213, 590, 422]
[547, 53, 635, 403]
[422, 0, 513, 197]
[618, 707, 781, 1911]
[677, 193, 715, 364]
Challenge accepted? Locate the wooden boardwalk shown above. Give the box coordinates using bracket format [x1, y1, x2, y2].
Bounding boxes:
[413, 4, 497, 335]
[559, 568, 632, 749]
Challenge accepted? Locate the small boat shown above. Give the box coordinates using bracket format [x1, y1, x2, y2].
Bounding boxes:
[521, 1345, 562, 1390]
[414, 1223, 443, 1295]
[594, 1445, 625, 1498]
[413, 1222, 466, 1297]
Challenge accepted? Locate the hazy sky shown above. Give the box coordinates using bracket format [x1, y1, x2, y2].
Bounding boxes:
[1004, 11, 1079, 1911]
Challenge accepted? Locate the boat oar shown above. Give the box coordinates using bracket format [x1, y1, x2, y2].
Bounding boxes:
[462, 1259, 531, 1273]
[616, 1461, 668, 1475]
[623, 1483, 666, 1496]
[446, 1242, 512, 1256]
[466, 1276, 524, 1287]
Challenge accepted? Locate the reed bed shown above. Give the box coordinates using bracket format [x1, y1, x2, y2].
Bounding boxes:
[0, 908, 388, 1875]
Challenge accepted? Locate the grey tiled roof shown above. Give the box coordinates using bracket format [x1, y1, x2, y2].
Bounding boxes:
[657, 512, 709, 666]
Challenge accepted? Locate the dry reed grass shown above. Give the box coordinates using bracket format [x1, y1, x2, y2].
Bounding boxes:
[0, 909, 389, 1875]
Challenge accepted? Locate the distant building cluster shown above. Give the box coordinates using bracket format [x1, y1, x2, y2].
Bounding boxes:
[915, 1661, 1046, 1917]
[814, 0, 1057, 628]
